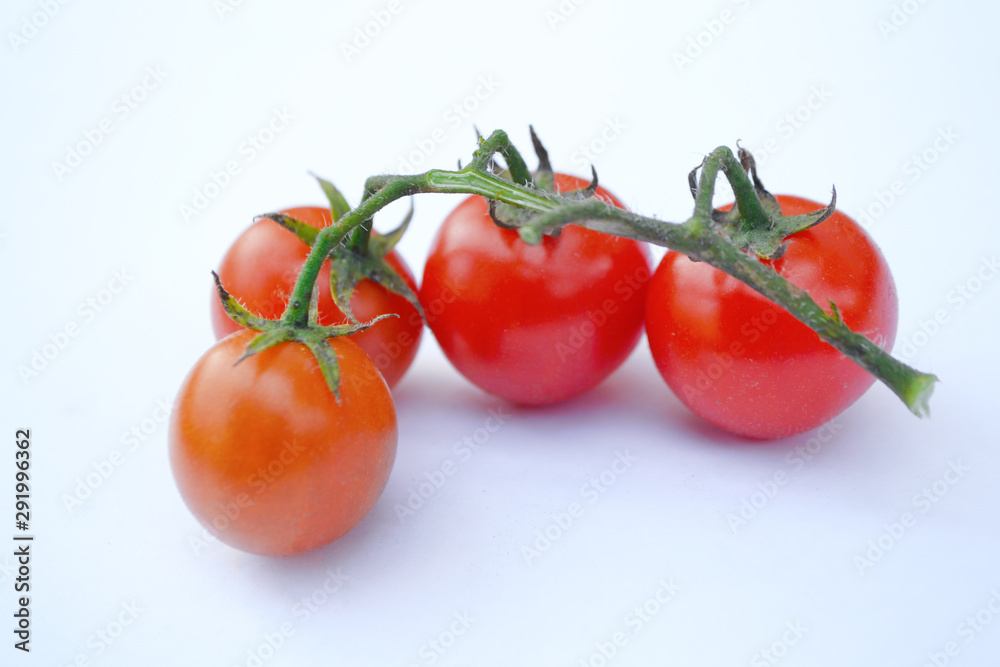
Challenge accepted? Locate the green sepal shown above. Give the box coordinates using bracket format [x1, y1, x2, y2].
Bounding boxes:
[212, 271, 273, 330]
[529, 125, 556, 192]
[328, 251, 368, 323]
[328, 245, 424, 323]
[302, 337, 342, 402]
[256, 213, 319, 247]
[302, 313, 400, 400]
[312, 312, 398, 339]
[560, 165, 599, 200]
[257, 177, 351, 250]
[232, 313, 399, 401]
[312, 173, 352, 222]
[721, 187, 837, 260]
[499, 133, 532, 186]
[327, 202, 424, 323]
[518, 225, 544, 245]
[692, 147, 839, 260]
[368, 200, 413, 259]
[491, 165, 600, 240]
[490, 198, 540, 232]
[236, 328, 297, 364]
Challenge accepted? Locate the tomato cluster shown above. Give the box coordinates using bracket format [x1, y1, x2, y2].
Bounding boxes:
[169, 166, 899, 556]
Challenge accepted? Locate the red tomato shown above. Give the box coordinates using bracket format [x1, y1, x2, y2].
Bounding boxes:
[645, 195, 898, 439]
[210, 206, 422, 388]
[169, 330, 397, 556]
[420, 174, 651, 405]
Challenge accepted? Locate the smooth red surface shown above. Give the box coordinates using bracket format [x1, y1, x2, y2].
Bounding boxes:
[645, 195, 898, 439]
[421, 174, 652, 405]
[210, 206, 423, 388]
[169, 330, 397, 556]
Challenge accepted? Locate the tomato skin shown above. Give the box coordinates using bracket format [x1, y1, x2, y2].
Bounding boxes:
[420, 174, 651, 406]
[646, 195, 898, 439]
[210, 206, 423, 388]
[169, 330, 397, 556]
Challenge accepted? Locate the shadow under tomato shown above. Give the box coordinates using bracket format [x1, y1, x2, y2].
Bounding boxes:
[230, 499, 403, 589]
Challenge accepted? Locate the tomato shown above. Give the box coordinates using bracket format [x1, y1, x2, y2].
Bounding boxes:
[169, 329, 397, 556]
[420, 174, 651, 406]
[210, 206, 422, 388]
[645, 195, 898, 439]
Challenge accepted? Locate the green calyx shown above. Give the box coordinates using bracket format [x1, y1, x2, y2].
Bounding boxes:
[687, 146, 836, 260]
[212, 271, 395, 401]
[215, 174, 417, 400]
[224, 172, 425, 399]
[487, 126, 602, 241]
[258, 175, 425, 325]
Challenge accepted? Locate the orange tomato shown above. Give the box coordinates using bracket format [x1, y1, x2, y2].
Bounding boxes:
[169, 330, 397, 556]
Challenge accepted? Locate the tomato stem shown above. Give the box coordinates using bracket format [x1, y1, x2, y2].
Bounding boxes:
[688, 147, 768, 232]
[272, 130, 937, 415]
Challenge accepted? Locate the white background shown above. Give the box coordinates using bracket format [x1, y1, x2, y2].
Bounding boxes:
[3, 0, 1000, 665]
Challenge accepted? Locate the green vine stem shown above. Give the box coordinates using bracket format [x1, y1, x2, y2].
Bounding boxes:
[274, 130, 936, 416]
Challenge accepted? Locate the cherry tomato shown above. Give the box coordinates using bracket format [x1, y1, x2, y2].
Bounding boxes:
[645, 195, 898, 439]
[169, 329, 397, 556]
[210, 206, 422, 388]
[420, 174, 651, 406]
